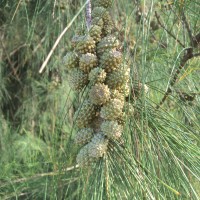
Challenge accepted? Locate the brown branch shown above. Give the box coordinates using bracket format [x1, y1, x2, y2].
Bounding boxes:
[155, 11, 185, 48]
[192, 33, 200, 48]
[156, 48, 200, 109]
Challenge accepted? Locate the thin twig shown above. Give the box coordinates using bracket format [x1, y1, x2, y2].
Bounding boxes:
[155, 11, 185, 48]
[181, 11, 194, 46]
[0, 165, 79, 186]
[39, 0, 89, 74]
[0, 36, 20, 80]
[156, 48, 200, 109]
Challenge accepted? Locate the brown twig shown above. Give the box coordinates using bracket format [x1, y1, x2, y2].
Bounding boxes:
[155, 11, 185, 48]
[156, 48, 199, 109]
[0, 36, 20, 81]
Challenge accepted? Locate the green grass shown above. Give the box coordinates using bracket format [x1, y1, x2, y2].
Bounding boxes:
[0, 0, 199, 199]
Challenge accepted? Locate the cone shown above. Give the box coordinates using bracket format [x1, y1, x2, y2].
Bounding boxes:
[100, 50, 122, 72]
[68, 68, 88, 91]
[87, 132, 108, 158]
[105, 65, 130, 90]
[93, 0, 113, 8]
[89, 67, 107, 84]
[74, 128, 94, 145]
[79, 53, 98, 73]
[100, 98, 124, 120]
[63, 52, 79, 70]
[89, 83, 110, 105]
[74, 100, 96, 128]
[89, 25, 102, 42]
[72, 35, 96, 54]
[97, 35, 120, 55]
[101, 120, 122, 139]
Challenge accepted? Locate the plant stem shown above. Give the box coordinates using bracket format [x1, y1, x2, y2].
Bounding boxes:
[86, 0, 92, 30]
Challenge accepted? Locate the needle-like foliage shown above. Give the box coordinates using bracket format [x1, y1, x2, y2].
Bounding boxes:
[0, 0, 199, 199]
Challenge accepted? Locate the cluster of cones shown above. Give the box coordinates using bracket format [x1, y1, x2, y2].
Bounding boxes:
[63, 0, 137, 167]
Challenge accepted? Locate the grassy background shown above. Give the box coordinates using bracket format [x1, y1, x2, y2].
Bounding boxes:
[0, 0, 199, 199]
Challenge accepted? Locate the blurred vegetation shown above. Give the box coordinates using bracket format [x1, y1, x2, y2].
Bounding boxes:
[0, 0, 199, 199]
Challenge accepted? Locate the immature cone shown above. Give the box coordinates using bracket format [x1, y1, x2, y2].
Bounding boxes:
[102, 12, 114, 36]
[93, 0, 112, 8]
[89, 83, 110, 105]
[100, 98, 124, 120]
[101, 120, 122, 140]
[92, 7, 106, 18]
[79, 53, 98, 73]
[106, 65, 130, 90]
[110, 89, 124, 103]
[68, 68, 88, 91]
[90, 114, 104, 132]
[89, 25, 102, 42]
[63, 52, 79, 70]
[89, 67, 107, 84]
[91, 17, 104, 29]
[76, 145, 92, 167]
[72, 35, 96, 54]
[118, 82, 130, 97]
[87, 132, 108, 158]
[100, 50, 122, 72]
[74, 128, 94, 145]
[74, 100, 96, 128]
[97, 35, 120, 55]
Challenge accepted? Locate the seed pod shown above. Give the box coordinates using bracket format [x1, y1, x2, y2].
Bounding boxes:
[79, 53, 98, 73]
[87, 132, 108, 158]
[74, 128, 94, 145]
[63, 52, 79, 70]
[100, 50, 122, 72]
[89, 67, 107, 84]
[101, 120, 122, 139]
[97, 35, 120, 55]
[68, 68, 88, 91]
[100, 98, 124, 120]
[89, 83, 110, 105]
[74, 100, 96, 128]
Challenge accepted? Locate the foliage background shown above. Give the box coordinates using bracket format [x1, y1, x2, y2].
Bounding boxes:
[0, 0, 199, 199]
